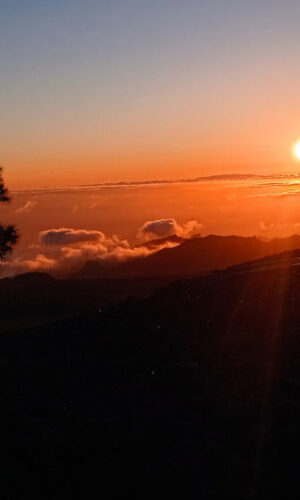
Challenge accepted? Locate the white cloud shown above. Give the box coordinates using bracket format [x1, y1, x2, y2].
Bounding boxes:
[138, 218, 202, 241]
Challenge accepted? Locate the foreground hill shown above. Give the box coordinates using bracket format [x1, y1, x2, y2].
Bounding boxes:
[77, 233, 300, 278]
[5, 234, 300, 334]
[0, 272, 171, 333]
[1, 253, 300, 498]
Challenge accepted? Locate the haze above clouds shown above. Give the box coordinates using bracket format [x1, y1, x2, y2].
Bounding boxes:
[2, 175, 300, 278]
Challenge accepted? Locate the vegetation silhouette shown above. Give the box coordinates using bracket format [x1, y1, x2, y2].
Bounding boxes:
[0, 166, 18, 259]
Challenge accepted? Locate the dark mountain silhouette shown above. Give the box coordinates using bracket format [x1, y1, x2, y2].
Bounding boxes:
[220, 247, 300, 274]
[76, 233, 300, 279]
[1, 252, 300, 498]
[4, 235, 300, 333]
[136, 233, 185, 249]
[0, 271, 174, 333]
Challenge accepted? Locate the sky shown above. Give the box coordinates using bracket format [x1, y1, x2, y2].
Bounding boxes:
[1, 0, 300, 188]
[3, 1, 300, 277]
[2, 174, 300, 277]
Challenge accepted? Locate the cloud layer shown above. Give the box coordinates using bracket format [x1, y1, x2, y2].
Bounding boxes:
[13, 173, 289, 196]
[1, 218, 202, 278]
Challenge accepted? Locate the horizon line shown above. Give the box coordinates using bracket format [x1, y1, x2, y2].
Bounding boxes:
[12, 171, 299, 194]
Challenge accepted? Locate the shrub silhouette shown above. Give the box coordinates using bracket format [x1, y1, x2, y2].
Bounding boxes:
[0, 166, 18, 259]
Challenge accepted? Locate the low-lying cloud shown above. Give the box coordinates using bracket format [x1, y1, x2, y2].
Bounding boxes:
[15, 200, 37, 214]
[40, 228, 105, 245]
[1, 218, 201, 278]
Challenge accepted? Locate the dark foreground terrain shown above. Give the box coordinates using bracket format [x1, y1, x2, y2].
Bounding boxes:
[1, 252, 300, 499]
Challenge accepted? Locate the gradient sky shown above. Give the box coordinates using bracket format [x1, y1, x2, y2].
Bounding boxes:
[1, 0, 300, 188]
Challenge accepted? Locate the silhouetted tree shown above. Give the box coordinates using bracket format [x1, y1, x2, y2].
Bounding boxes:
[0, 166, 18, 259]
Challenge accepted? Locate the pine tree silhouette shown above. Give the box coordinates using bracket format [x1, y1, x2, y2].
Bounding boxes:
[0, 166, 18, 260]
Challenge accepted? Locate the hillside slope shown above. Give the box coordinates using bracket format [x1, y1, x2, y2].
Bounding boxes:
[1, 255, 300, 498]
[77, 234, 300, 278]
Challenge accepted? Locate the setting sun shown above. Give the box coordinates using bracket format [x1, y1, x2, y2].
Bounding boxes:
[294, 140, 300, 160]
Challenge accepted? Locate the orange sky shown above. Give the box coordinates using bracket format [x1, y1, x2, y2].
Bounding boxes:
[2, 2, 300, 188]
[2, 174, 300, 276]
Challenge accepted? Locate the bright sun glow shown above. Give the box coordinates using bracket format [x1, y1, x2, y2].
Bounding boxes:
[294, 140, 300, 160]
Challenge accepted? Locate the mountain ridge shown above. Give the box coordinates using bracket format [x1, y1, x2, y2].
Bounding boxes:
[76, 233, 300, 279]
